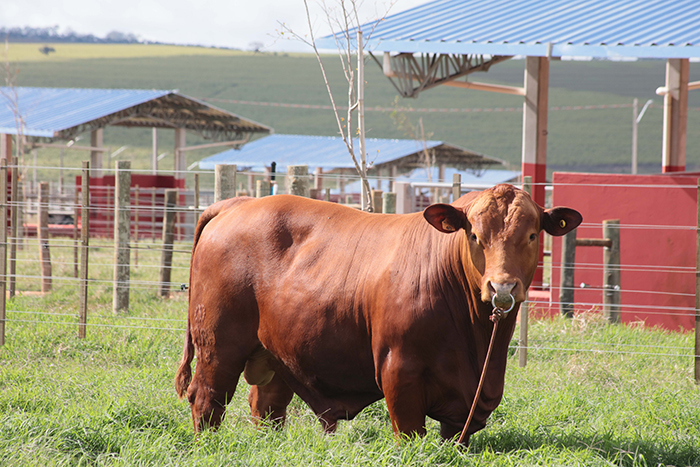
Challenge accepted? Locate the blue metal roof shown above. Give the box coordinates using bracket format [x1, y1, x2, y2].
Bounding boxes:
[200, 134, 447, 171]
[198, 133, 502, 172]
[0, 87, 272, 140]
[0, 87, 172, 137]
[317, 0, 700, 59]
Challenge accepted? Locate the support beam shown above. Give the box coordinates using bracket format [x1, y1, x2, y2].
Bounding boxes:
[662, 58, 689, 173]
[90, 129, 103, 178]
[0, 134, 11, 160]
[522, 56, 549, 208]
[152, 128, 158, 175]
[174, 128, 186, 177]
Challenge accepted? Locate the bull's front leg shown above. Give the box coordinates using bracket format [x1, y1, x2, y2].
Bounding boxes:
[379, 356, 428, 438]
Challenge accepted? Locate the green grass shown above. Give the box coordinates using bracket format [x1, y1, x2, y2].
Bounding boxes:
[0, 239, 699, 466]
[6, 43, 700, 178]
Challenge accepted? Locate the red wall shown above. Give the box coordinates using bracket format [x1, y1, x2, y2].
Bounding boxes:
[551, 172, 698, 331]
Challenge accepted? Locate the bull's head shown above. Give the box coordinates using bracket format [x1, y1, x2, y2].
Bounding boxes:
[423, 184, 581, 309]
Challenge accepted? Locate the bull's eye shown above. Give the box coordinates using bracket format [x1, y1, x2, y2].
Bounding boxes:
[529, 233, 538, 242]
[470, 233, 478, 242]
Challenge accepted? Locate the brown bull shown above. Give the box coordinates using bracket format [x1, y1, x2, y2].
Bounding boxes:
[175, 184, 581, 444]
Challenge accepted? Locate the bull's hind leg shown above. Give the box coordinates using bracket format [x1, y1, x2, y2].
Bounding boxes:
[248, 372, 294, 428]
[186, 303, 261, 432]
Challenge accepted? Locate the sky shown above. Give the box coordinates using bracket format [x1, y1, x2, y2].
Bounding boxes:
[1, 0, 427, 52]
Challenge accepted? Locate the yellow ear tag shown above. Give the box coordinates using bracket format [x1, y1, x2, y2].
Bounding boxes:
[560, 219, 567, 228]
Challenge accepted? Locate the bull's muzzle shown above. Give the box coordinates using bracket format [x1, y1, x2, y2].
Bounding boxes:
[487, 281, 517, 310]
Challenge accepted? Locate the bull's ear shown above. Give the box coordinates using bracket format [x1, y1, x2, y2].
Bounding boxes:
[423, 204, 467, 234]
[542, 207, 582, 236]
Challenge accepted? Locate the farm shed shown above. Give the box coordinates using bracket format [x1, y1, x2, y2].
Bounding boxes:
[198, 133, 504, 187]
[0, 86, 271, 176]
[317, 0, 700, 205]
[318, 0, 700, 292]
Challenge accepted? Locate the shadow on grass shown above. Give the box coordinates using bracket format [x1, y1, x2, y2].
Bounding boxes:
[470, 426, 700, 466]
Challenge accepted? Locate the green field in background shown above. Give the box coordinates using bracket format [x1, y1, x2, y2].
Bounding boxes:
[6, 43, 700, 175]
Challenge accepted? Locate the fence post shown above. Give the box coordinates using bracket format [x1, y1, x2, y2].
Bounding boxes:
[695, 178, 700, 384]
[602, 219, 621, 323]
[256, 179, 270, 198]
[215, 164, 236, 203]
[559, 229, 577, 318]
[113, 161, 131, 313]
[73, 188, 79, 278]
[151, 188, 156, 242]
[134, 185, 139, 269]
[372, 190, 383, 213]
[382, 192, 396, 214]
[9, 156, 17, 298]
[159, 189, 177, 298]
[287, 165, 309, 197]
[78, 161, 90, 338]
[452, 173, 461, 202]
[0, 159, 7, 345]
[38, 182, 52, 293]
[518, 176, 533, 368]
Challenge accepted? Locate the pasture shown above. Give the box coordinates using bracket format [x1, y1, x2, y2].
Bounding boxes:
[5, 43, 700, 174]
[0, 236, 699, 466]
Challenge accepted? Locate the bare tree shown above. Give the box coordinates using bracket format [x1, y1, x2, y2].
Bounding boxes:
[282, 0, 395, 211]
[1, 40, 26, 164]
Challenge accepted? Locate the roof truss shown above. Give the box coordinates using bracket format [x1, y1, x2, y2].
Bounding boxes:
[370, 52, 512, 98]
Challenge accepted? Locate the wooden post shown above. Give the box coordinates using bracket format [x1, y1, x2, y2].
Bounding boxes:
[79, 162, 90, 338]
[90, 129, 103, 178]
[214, 164, 236, 202]
[519, 176, 533, 368]
[696, 179, 700, 384]
[287, 165, 309, 197]
[134, 185, 139, 269]
[112, 161, 131, 313]
[603, 219, 621, 323]
[452, 173, 461, 202]
[38, 182, 52, 293]
[159, 189, 177, 298]
[382, 192, 396, 214]
[559, 229, 577, 318]
[256, 180, 270, 198]
[73, 187, 79, 278]
[372, 190, 383, 213]
[9, 156, 17, 298]
[0, 159, 7, 345]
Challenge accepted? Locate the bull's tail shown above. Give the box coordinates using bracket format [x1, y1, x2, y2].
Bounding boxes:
[174, 197, 253, 399]
[175, 315, 194, 398]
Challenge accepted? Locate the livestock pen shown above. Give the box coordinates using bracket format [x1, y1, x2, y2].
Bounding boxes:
[0, 162, 698, 466]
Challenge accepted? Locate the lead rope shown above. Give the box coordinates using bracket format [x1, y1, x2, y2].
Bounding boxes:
[456, 294, 515, 445]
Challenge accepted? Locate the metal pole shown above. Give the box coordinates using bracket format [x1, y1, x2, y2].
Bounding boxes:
[695, 179, 700, 383]
[9, 157, 17, 298]
[632, 98, 639, 175]
[519, 175, 532, 367]
[0, 159, 7, 345]
[78, 161, 90, 338]
[159, 189, 177, 298]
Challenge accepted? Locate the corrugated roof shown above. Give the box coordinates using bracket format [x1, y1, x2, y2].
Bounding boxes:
[198, 133, 502, 172]
[0, 87, 272, 140]
[317, 0, 700, 59]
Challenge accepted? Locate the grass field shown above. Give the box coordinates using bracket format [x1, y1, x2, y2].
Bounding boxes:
[5, 43, 700, 177]
[0, 237, 699, 466]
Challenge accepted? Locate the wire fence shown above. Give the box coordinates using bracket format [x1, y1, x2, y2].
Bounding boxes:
[0, 163, 697, 369]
